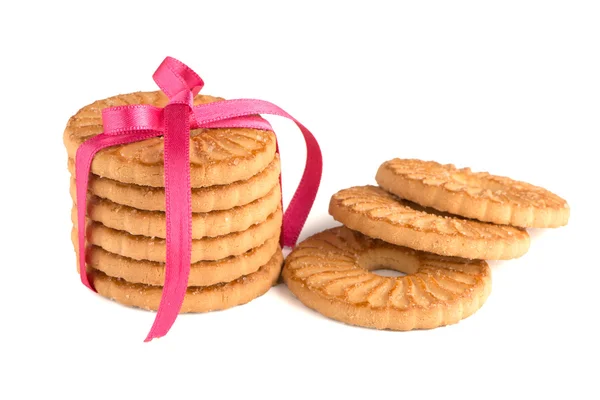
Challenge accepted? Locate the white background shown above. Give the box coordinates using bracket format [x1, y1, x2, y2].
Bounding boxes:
[1, 1, 598, 399]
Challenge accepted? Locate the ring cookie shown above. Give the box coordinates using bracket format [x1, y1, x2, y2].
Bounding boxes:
[91, 249, 283, 313]
[283, 227, 491, 330]
[376, 158, 569, 228]
[68, 156, 281, 213]
[72, 184, 281, 239]
[329, 186, 529, 260]
[72, 208, 282, 262]
[63, 91, 277, 188]
[75, 236, 279, 287]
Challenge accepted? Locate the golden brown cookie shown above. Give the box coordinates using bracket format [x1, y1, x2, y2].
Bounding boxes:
[71, 184, 281, 239]
[376, 158, 569, 228]
[329, 186, 529, 260]
[68, 155, 281, 212]
[75, 236, 279, 286]
[91, 249, 283, 313]
[283, 227, 491, 330]
[72, 208, 282, 262]
[64, 91, 277, 187]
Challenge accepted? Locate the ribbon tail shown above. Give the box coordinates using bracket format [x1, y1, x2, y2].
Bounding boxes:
[279, 119, 322, 247]
[75, 132, 161, 291]
[144, 103, 192, 342]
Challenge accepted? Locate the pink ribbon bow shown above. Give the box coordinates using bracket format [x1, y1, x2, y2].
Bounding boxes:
[75, 57, 322, 341]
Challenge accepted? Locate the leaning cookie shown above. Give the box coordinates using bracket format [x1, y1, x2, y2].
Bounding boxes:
[329, 186, 529, 260]
[90, 249, 283, 313]
[283, 227, 491, 330]
[376, 158, 569, 228]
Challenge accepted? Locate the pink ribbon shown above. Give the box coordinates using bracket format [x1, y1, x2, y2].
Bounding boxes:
[75, 57, 322, 341]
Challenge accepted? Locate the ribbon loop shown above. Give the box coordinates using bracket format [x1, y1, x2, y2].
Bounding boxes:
[153, 56, 204, 99]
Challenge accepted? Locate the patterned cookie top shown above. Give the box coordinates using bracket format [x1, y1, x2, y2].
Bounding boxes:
[376, 158, 569, 227]
[283, 227, 491, 330]
[329, 186, 530, 260]
[64, 91, 277, 187]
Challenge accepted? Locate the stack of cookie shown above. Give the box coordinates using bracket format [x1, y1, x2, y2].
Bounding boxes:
[283, 158, 569, 331]
[64, 91, 284, 312]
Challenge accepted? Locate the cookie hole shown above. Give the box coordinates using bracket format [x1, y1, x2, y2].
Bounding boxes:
[359, 252, 420, 275]
[371, 269, 406, 278]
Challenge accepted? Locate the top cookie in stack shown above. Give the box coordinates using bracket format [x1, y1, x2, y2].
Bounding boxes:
[65, 91, 284, 312]
[64, 92, 277, 188]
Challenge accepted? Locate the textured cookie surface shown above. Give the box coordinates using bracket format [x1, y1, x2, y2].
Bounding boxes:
[68, 156, 281, 212]
[64, 91, 277, 187]
[75, 235, 279, 286]
[72, 184, 281, 239]
[283, 227, 491, 330]
[72, 208, 282, 262]
[329, 186, 529, 260]
[376, 158, 569, 228]
[91, 249, 283, 313]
